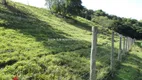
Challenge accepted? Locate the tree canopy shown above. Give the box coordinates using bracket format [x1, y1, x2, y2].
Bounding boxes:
[45, 0, 83, 16]
[2, 0, 7, 5]
[91, 10, 142, 40]
[80, 7, 94, 20]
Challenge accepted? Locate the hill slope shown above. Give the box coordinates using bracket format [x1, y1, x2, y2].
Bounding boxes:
[113, 41, 142, 80]
[0, 1, 120, 80]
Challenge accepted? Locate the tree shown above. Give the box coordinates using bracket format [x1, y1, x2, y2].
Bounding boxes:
[45, 0, 59, 13]
[2, 0, 7, 5]
[66, 0, 83, 16]
[45, 0, 53, 10]
[93, 10, 107, 16]
[45, 0, 83, 16]
[80, 8, 94, 20]
[86, 9, 94, 20]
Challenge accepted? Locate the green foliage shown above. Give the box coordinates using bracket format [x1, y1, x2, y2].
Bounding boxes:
[45, 0, 83, 16]
[80, 7, 94, 20]
[93, 9, 108, 16]
[92, 16, 114, 28]
[91, 10, 142, 39]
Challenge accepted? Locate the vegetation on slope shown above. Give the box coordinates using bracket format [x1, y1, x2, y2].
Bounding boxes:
[0, 1, 120, 80]
[112, 41, 142, 80]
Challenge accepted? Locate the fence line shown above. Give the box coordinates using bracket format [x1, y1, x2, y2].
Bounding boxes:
[118, 34, 122, 61]
[0, 2, 136, 79]
[90, 26, 135, 80]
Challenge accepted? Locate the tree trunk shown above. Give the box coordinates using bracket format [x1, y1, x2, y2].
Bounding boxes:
[111, 31, 114, 75]
[90, 27, 98, 80]
[2, 0, 7, 5]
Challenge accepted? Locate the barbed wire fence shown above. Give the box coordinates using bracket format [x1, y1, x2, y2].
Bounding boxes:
[26, 26, 135, 80]
[90, 26, 135, 80]
[0, 1, 136, 79]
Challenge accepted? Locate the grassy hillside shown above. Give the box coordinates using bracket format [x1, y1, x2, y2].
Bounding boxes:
[113, 41, 142, 80]
[0, 1, 120, 80]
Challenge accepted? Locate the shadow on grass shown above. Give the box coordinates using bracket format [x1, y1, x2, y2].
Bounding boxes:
[0, 4, 91, 55]
[135, 41, 142, 48]
[110, 53, 142, 80]
[59, 16, 92, 31]
[0, 3, 30, 18]
[0, 59, 17, 68]
[6, 4, 27, 15]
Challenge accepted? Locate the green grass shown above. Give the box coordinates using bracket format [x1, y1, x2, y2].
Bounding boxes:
[113, 41, 142, 80]
[0, 1, 120, 80]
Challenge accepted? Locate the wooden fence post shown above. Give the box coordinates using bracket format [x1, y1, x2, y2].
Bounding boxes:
[130, 38, 132, 48]
[125, 37, 128, 52]
[110, 31, 114, 74]
[129, 37, 131, 50]
[123, 36, 126, 54]
[130, 38, 132, 49]
[129, 37, 132, 50]
[132, 38, 135, 45]
[127, 37, 129, 51]
[118, 34, 122, 61]
[90, 27, 98, 80]
[127, 37, 130, 50]
[131, 38, 133, 45]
